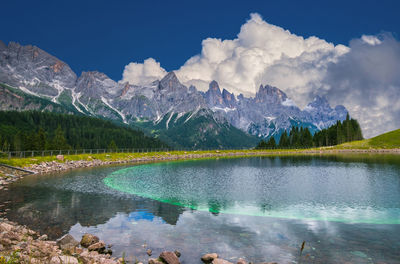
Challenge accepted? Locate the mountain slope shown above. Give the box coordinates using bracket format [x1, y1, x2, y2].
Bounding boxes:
[134, 109, 259, 149]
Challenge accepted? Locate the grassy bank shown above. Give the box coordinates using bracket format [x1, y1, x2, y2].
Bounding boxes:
[1, 146, 399, 170]
[0, 149, 300, 168]
[336, 129, 400, 149]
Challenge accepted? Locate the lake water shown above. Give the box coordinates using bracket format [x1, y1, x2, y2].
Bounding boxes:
[1, 154, 400, 263]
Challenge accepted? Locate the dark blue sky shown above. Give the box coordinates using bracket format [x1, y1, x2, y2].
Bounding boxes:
[2, 0, 399, 80]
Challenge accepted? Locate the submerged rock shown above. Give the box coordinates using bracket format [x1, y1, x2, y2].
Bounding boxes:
[159, 251, 180, 264]
[202, 253, 219, 263]
[174, 250, 181, 257]
[80, 233, 100, 248]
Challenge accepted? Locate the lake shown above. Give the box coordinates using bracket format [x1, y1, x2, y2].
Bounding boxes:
[1, 154, 400, 263]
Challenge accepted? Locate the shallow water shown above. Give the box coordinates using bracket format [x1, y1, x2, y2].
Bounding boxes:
[1, 154, 400, 263]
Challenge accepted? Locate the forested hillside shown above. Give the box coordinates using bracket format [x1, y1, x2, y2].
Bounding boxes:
[0, 111, 167, 151]
[256, 114, 363, 149]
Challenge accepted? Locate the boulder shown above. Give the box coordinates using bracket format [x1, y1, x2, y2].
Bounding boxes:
[57, 234, 79, 248]
[50, 255, 79, 264]
[88, 241, 106, 253]
[159, 251, 180, 264]
[212, 259, 233, 264]
[80, 233, 99, 248]
[201, 253, 219, 263]
[148, 258, 164, 264]
[56, 155, 64, 161]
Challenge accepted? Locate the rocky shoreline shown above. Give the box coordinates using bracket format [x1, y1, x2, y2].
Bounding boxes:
[0, 220, 276, 264]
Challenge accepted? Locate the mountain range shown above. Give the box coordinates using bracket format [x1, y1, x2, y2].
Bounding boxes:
[0, 41, 348, 149]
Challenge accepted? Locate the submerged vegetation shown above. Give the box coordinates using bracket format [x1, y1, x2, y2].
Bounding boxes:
[256, 114, 363, 149]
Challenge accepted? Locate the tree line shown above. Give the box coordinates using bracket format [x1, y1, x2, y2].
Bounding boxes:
[256, 114, 363, 149]
[0, 111, 168, 151]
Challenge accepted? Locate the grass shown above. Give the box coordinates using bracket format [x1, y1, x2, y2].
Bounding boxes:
[0, 128, 398, 168]
[336, 129, 400, 149]
[0, 149, 314, 168]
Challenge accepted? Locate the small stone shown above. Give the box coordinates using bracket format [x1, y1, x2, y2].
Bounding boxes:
[88, 241, 106, 253]
[159, 251, 180, 264]
[80, 233, 99, 248]
[147, 248, 153, 256]
[38, 234, 48, 241]
[148, 258, 164, 264]
[51, 255, 79, 264]
[212, 259, 233, 264]
[174, 250, 181, 258]
[202, 253, 219, 263]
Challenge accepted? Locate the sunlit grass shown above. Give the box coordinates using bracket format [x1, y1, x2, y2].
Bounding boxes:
[0, 149, 315, 168]
[336, 129, 400, 149]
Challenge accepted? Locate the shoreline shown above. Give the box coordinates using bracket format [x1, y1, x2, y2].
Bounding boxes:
[0, 148, 400, 188]
[1, 148, 400, 263]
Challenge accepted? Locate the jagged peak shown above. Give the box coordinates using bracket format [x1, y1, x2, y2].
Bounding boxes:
[308, 95, 330, 108]
[161, 71, 179, 83]
[159, 71, 182, 90]
[79, 71, 110, 79]
[256, 84, 287, 101]
[208, 80, 221, 93]
[222, 88, 236, 102]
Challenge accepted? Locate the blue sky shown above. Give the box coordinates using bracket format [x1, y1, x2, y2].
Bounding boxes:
[2, 0, 400, 137]
[1, 0, 399, 80]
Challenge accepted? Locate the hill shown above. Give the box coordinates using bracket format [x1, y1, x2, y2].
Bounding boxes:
[338, 129, 400, 149]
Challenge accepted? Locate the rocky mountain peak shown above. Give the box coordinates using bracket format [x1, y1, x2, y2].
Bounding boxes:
[222, 88, 236, 108]
[255, 84, 288, 103]
[307, 95, 331, 110]
[204, 80, 224, 107]
[159, 71, 181, 90]
[209, 80, 221, 92]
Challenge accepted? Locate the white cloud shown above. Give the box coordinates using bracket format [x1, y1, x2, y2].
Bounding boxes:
[121, 58, 167, 85]
[121, 13, 399, 138]
[321, 33, 400, 138]
[361, 35, 382, 46]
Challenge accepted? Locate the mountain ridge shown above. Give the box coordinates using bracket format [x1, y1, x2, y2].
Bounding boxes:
[0, 41, 349, 148]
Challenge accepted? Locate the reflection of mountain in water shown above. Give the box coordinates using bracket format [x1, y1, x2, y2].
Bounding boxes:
[0, 185, 184, 239]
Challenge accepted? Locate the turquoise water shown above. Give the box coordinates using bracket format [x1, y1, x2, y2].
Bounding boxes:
[104, 157, 400, 224]
[1, 154, 400, 263]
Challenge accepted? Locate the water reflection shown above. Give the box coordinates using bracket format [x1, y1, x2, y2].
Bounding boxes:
[0, 155, 399, 263]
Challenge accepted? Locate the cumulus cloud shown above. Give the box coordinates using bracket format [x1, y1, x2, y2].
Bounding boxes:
[175, 13, 348, 99]
[121, 13, 399, 138]
[121, 58, 167, 85]
[321, 33, 400, 138]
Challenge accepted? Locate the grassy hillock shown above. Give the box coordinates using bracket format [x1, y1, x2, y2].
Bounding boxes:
[337, 129, 400, 149]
